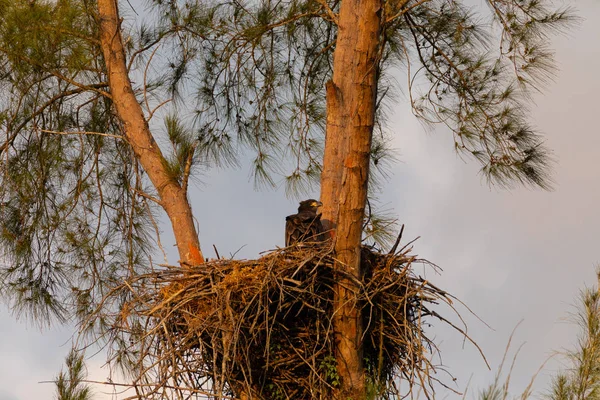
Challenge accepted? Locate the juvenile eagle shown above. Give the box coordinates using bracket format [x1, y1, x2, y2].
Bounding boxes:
[285, 199, 324, 246]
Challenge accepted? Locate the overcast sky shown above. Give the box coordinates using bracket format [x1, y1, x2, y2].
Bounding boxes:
[1, 0, 600, 399]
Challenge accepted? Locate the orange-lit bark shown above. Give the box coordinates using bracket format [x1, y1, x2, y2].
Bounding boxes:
[320, 0, 383, 398]
[97, 0, 203, 266]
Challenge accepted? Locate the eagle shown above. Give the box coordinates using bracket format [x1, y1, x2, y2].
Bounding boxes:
[285, 199, 324, 247]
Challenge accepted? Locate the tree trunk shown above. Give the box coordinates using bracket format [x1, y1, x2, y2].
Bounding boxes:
[320, 0, 383, 398]
[97, 0, 204, 266]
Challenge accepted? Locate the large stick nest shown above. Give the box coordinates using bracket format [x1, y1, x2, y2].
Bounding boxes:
[109, 243, 467, 399]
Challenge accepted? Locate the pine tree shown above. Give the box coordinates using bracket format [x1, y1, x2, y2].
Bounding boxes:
[0, 0, 574, 398]
[55, 349, 93, 400]
[548, 271, 600, 400]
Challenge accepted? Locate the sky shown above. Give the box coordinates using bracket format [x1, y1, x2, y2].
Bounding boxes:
[1, 0, 600, 398]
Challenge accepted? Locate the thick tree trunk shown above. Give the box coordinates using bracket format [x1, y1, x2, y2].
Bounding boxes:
[320, 0, 383, 398]
[97, 0, 204, 266]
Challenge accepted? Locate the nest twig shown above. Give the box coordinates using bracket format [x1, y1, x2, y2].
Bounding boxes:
[98, 241, 474, 399]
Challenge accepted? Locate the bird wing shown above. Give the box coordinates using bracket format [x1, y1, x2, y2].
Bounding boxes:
[285, 215, 300, 247]
[285, 212, 324, 246]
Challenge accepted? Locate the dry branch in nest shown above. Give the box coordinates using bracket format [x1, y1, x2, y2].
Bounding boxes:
[104, 241, 474, 399]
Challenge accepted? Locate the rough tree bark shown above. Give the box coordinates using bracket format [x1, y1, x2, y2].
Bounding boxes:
[320, 0, 383, 398]
[97, 0, 204, 266]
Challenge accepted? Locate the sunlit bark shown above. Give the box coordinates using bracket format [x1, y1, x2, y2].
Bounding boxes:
[320, 0, 383, 397]
[97, 0, 204, 266]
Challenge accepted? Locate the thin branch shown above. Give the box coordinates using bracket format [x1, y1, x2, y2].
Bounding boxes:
[38, 128, 125, 140]
[0, 84, 109, 153]
[385, 0, 433, 24]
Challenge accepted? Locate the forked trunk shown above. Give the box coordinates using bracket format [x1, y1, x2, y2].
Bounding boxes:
[320, 0, 383, 398]
[97, 0, 204, 266]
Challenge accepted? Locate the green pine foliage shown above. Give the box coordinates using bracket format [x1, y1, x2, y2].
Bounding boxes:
[548, 272, 600, 400]
[150, 0, 575, 189]
[55, 348, 93, 400]
[0, 0, 153, 328]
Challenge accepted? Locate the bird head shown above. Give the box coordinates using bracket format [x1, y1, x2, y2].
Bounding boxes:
[298, 199, 323, 214]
